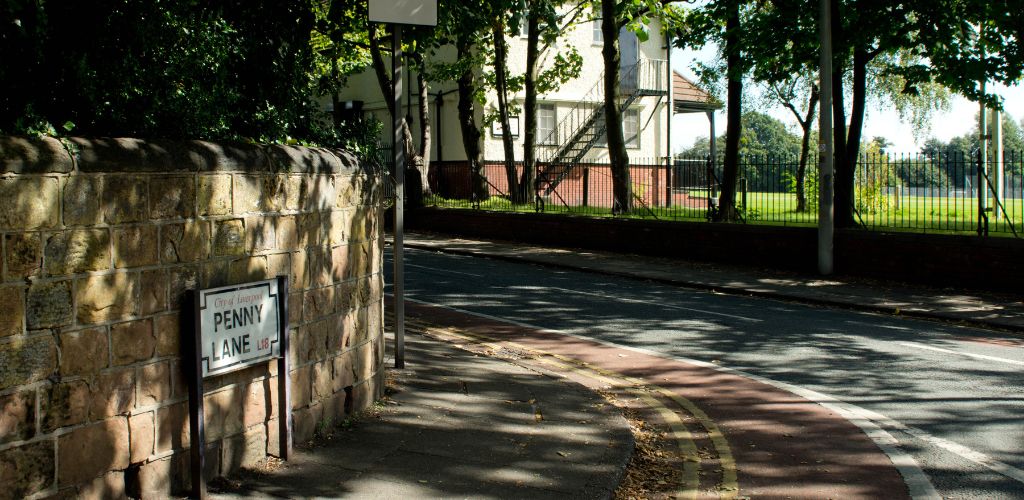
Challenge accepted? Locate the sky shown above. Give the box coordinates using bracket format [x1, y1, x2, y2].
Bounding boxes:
[670, 46, 1024, 154]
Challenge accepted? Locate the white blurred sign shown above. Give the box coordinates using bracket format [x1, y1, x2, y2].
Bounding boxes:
[198, 279, 280, 378]
[369, 0, 437, 26]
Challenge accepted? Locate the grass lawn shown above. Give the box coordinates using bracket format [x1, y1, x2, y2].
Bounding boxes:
[425, 192, 1023, 237]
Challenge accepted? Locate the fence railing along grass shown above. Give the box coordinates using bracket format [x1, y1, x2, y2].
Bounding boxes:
[388, 151, 1023, 237]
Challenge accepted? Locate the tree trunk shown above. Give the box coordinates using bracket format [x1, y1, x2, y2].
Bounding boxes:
[717, 0, 742, 221]
[369, 29, 421, 202]
[456, 39, 488, 201]
[520, 4, 541, 205]
[416, 70, 432, 199]
[492, 21, 521, 202]
[602, 0, 632, 214]
[795, 84, 819, 212]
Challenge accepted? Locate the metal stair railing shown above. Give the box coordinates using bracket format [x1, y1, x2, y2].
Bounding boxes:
[536, 60, 667, 197]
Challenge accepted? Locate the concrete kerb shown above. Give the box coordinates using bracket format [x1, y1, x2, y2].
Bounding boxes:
[398, 234, 1024, 335]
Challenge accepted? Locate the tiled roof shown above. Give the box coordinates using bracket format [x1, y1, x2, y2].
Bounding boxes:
[673, 71, 721, 112]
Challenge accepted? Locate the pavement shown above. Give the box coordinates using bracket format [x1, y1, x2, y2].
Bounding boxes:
[210, 231, 1022, 499]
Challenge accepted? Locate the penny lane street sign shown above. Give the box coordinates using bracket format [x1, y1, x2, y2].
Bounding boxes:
[369, 0, 437, 25]
[185, 277, 291, 499]
[199, 280, 280, 377]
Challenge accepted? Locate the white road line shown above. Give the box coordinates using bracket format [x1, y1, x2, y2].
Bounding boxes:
[404, 263, 483, 278]
[896, 341, 1024, 367]
[517, 285, 762, 322]
[403, 295, 1024, 499]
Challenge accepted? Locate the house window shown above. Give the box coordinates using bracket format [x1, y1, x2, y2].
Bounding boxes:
[593, 109, 640, 148]
[538, 104, 557, 144]
[624, 109, 640, 148]
[592, 19, 603, 44]
[518, 8, 529, 37]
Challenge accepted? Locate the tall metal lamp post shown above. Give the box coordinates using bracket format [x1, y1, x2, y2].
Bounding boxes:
[369, 0, 437, 368]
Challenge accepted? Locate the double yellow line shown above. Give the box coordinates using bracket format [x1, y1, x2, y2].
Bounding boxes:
[398, 317, 739, 499]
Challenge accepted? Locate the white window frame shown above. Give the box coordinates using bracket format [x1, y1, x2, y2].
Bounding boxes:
[518, 8, 530, 37]
[538, 103, 557, 145]
[624, 109, 640, 149]
[592, 19, 603, 44]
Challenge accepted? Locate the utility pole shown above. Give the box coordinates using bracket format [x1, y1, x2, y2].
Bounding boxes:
[817, 0, 834, 275]
[392, 25, 406, 368]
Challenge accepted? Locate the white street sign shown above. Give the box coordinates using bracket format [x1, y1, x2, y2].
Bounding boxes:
[369, 0, 437, 26]
[198, 279, 281, 378]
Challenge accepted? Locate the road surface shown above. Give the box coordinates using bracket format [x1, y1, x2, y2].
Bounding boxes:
[386, 247, 1024, 499]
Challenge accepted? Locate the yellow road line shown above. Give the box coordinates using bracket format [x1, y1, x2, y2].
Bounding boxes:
[400, 318, 739, 498]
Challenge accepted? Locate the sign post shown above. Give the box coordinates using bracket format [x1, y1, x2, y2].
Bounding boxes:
[185, 276, 291, 499]
[369, 0, 437, 369]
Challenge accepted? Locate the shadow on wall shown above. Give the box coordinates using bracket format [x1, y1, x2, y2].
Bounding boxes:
[0, 136, 387, 498]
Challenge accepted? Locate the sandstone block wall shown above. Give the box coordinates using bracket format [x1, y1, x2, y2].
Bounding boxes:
[0, 137, 387, 498]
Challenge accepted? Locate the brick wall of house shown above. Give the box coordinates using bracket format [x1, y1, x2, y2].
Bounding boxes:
[0, 137, 386, 498]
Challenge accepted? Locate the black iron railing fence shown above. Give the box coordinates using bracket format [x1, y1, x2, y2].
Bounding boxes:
[382, 149, 1023, 237]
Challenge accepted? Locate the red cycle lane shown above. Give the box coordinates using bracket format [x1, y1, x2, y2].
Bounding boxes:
[401, 298, 914, 499]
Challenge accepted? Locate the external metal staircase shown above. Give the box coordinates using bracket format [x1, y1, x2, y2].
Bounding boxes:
[536, 60, 667, 197]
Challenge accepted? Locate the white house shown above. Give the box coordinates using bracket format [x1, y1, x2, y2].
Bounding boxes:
[332, 9, 718, 203]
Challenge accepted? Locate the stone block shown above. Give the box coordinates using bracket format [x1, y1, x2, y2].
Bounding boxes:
[129, 411, 155, 464]
[160, 221, 210, 263]
[0, 335, 56, 391]
[290, 365, 311, 410]
[140, 269, 168, 315]
[262, 175, 288, 212]
[331, 244, 350, 282]
[156, 402, 189, 453]
[5, 233, 42, 280]
[27, 280, 72, 329]
[168, 266, 199, 310]
[111, 319, 155, 366]
[153, 314, 180, 358]
[297, 212, 321, 247]
[113, 226, 159, 269]
[135, 456, 175, 499]
[307, 247, 332, 288]
[291, 406, 316, 444]
[311, 360, 333, 402]
[149, 175, 196, 220]
[0, 136, 73, 173]
[332, 350, 355, 393]
[0, 286, 24, 337]
[222, 426, 268, 475]
[203, 385, 245, 441]
[246, 216, 276, 253]
[266, 253, 290, 281]
[75, 273, 138, 325]
[41, 380, 90, 432]
[243, 381, 269, 428]
[170, 358, 188, 400]
[103, 176, 148, 224]
[212, 219, 245, 257]
[288, 292, 302, 326]
[0, 177, 59, 230]
[326, 210, 348, 246]
[290, 250, 307, 290]
[276, 215, 298, 251]
[63, 176, 102, 226]
[58, 327, 108, 376]
[233, 175, 264, 214]
[198, 174, 232, 216]
[302, 287, 334, 324]
[90, 369, 134, 418]
[227, 256, 268, 284]
[0, 390, 35, 445]
[77, 470, 125, 500]
[137, 361, 171, 408]
[351, 340, 375, 384]
[57, 417, 130, 486]
[334, 281, 355, 313]
[0, 441, 55, 498]
[286, 176, 307, 212]
[44, 230, 111, 275]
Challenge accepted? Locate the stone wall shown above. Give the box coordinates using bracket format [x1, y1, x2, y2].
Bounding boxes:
[0, 137, 387, 498]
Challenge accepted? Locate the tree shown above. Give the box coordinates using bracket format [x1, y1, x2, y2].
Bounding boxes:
[1, 0, 329, 142]
[598, 0, 681, 214]
[765, 78, 819, 212]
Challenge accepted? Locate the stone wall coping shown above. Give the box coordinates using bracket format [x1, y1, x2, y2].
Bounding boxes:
[0, 136, 369, 175]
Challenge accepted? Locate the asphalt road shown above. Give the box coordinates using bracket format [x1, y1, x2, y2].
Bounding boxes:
[385, 247, 1024, 499]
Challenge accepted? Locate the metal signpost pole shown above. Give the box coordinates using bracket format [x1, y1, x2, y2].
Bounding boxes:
[817, 0, 835, 275]
[393, 25, 406, 369]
